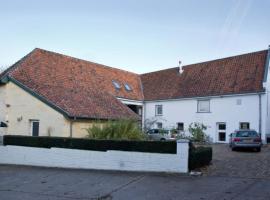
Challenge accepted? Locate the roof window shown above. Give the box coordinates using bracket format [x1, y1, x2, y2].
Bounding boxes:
[124, 83, 132, 91]
[112, 80, 121, 90]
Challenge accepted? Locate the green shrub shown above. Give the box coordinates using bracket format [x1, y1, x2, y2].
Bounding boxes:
[189, 145, 212, 170]
[86, 119, 145, 140]
[3, 135, 177, 154]
[188, 122, 207, 142]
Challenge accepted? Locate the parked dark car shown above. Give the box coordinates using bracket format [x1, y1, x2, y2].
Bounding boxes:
[229, 129, 262, 152]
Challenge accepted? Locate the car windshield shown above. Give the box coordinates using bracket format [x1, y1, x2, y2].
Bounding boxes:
[236, 131, 258, 137]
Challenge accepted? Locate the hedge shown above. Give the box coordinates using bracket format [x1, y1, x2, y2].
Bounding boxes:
[189, 146, 212, 170]
[3, 135, 177, 154]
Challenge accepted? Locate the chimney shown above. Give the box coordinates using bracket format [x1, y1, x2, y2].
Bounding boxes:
[178, 60, 183, 74]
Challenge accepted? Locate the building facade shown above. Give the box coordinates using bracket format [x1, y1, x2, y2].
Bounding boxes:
[0, 47, 269, 143]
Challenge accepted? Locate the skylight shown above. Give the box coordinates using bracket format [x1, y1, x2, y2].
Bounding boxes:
[112, 80, 121, 90]
[124, 83, 132, 91]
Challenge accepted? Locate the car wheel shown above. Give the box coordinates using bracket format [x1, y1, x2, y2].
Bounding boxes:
[256, 147, 261, 152]
[231, 147, 236, 151]
[160, 138, 166, 141]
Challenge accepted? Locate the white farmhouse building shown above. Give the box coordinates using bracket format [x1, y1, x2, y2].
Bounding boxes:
[141, 49, 270, 143]
[0, 47, 269, 143]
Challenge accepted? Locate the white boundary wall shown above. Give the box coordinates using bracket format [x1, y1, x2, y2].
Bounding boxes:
[0, 140, 189, 173]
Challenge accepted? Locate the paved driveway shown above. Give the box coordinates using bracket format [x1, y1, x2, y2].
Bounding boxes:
[203, 144, 270, 179]
[1, 165, 270, 200]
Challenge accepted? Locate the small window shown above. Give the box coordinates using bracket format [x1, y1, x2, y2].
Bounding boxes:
[218, 124, 226, 130]
[155, 105, 163, 116]
[240, 122, 250, 130]
[30, 120, 40, 136]
[157, 122, 163, 129]
[177, 123, 184, 131]
[124, 83, 132, 91]
[112, 80, 121, 90]
[197, 100, 210, 113]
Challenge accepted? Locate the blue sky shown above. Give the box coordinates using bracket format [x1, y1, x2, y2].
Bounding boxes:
[0, 0, 269, 73]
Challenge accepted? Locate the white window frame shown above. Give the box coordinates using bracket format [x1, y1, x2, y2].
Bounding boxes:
[239, 122, 250, 130]
[155, 105, 163, 116]
[157, 122, 163, 129]
[197, 100, 210, 113]
[177, 122, 184, 131]
[29, 119, 40, 136]
[217, 122, 226, 143]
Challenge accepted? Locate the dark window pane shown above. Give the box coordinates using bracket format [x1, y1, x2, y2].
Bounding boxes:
[219, 124, 226, 130]
[240, 122, 250, 130]
[157, 123, 162, 129]
[177, 123, 184, 131]
[219, 132, 226, 141]
[155, 105, 163, 115]
[154, 129, 159, 133]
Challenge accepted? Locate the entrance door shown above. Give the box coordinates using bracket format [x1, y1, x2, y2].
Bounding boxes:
[217, 123, 226, 143]
[31, 121, 39, 136]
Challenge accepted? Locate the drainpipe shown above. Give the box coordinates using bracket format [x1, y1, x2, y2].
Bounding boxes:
[143, 102, 146, 131]
[69, 117, 76, 138]
[259, 94, 262, 134]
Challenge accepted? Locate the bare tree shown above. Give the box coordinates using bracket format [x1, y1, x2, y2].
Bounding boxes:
[0, 65, 9, 74]
[143, 117, 167, 132]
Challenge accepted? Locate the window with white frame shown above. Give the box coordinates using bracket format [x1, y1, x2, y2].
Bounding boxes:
[157, 122, 163, 129]
[155, 105, 163, 116]
[197, 100, 210, 113]
[240, 122, 250, 130]
[177, 122, 184, 131]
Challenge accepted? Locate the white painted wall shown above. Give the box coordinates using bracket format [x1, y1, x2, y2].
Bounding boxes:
[144, 94, 267, 143]
[0, 140, 189, 173]
[0, 85, 7, 135]
[5, 82, 70, 137]
[263, 54, 270, 138]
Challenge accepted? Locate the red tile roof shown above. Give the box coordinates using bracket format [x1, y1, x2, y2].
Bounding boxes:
[141, 50, 268, 100]
[1, 48, 268, 119]
[3, 48, 142, 120]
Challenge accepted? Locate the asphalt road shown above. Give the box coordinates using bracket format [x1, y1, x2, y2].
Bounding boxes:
[0, 165, 270, 200]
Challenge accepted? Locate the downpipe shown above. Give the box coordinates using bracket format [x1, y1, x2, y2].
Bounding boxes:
[259, 94, 262, 136]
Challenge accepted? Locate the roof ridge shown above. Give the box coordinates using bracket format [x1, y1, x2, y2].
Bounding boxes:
[35, 48, 139, 76]
[182, 49, 267, 68]
[140, 49, 267, 75]
[140, 67, 178, 76]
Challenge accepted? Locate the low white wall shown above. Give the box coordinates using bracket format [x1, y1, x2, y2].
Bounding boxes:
[0, 140, 189, 173]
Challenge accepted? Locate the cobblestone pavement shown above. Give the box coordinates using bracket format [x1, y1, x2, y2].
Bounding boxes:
[203, 144, 270, 179]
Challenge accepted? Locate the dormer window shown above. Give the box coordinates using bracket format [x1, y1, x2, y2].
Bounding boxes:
[124, 83, 132, 91]
[112, 80, 121, 90]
